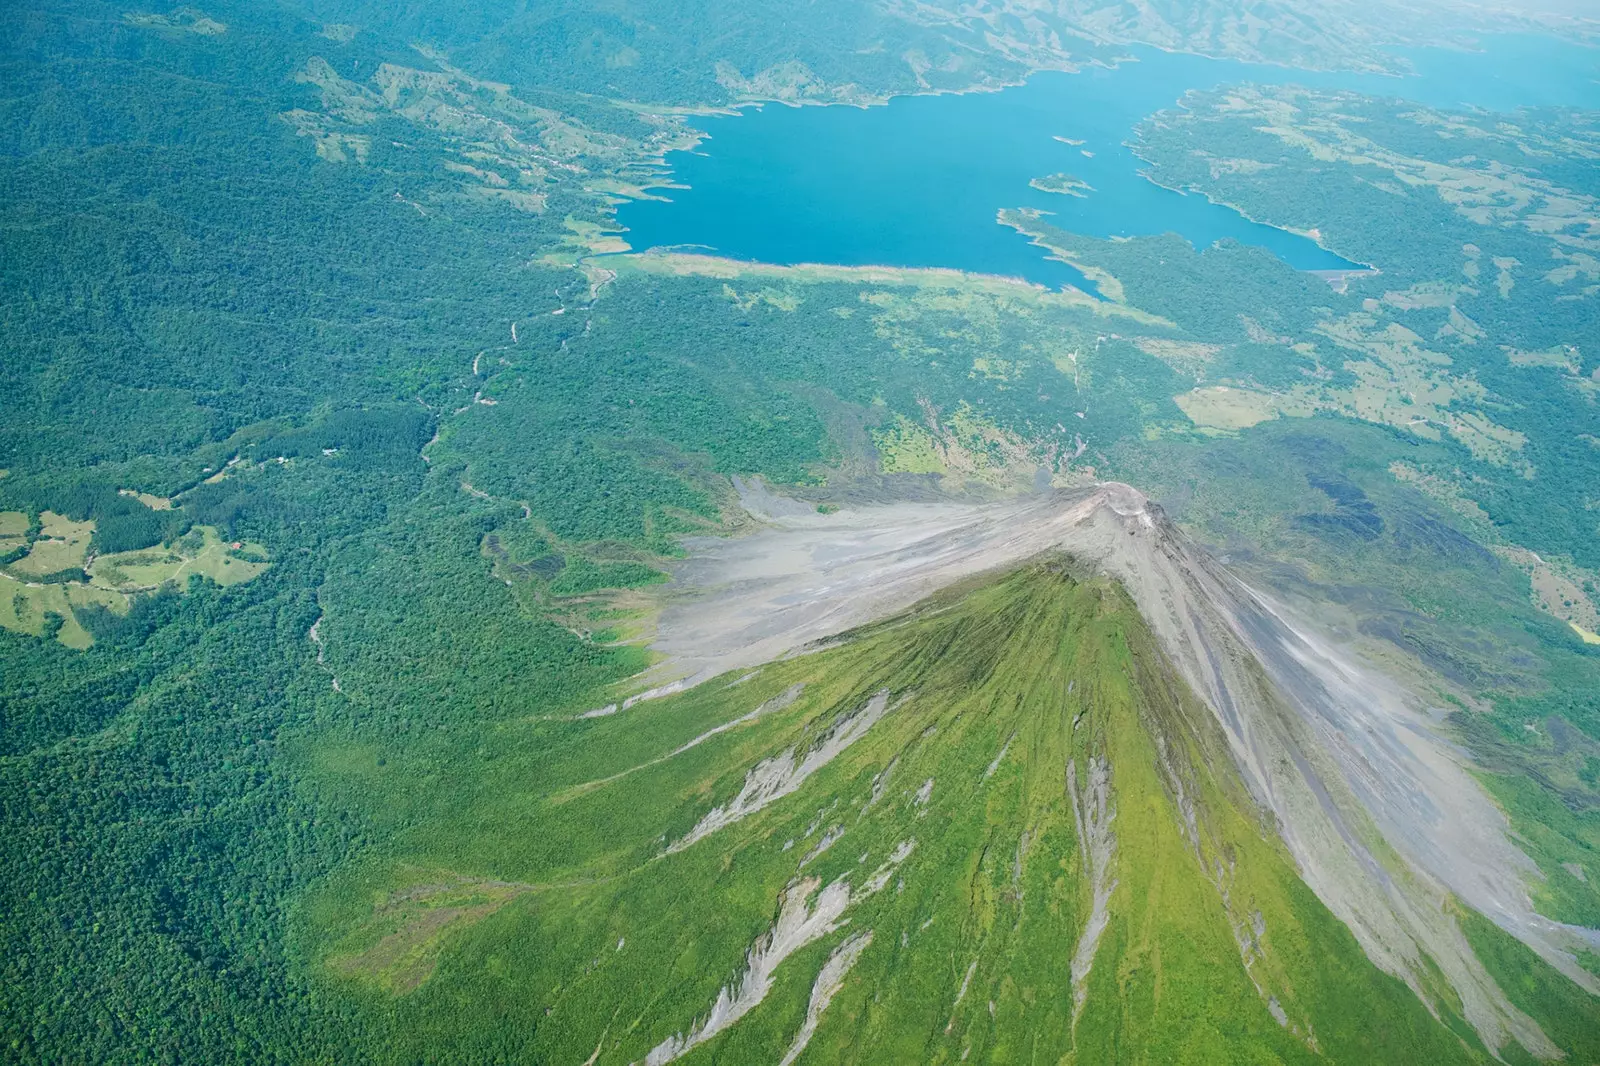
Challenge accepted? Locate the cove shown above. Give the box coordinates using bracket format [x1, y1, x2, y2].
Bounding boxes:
[616, 36, 1600, 296]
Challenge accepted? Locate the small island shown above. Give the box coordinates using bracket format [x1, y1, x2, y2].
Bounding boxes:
[1029, 171, 1094, 198]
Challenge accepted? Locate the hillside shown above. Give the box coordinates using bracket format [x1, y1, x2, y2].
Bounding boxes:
[304, 553, 1594, 1062]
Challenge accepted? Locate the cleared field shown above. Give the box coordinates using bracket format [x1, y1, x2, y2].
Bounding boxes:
[1493, 544, 1600, 637]
[119, 489, 173, 510]
[870, 415, 945, 474]
[91, 526, 268, 591]
[1506, 345, 1582, 372]
[1174, 385, 1298, 430]
[0, 524, 268, 648]
[1571, 622, 1600, 646]
[618, 249, 1168, 323]
[0, 510, 27, 553]
[0, 571, 127, 649]
[7, 512, 92, 577]
[1166, 312, 1529, 465]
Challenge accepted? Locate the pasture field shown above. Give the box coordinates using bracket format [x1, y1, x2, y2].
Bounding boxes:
[90, 526, 268, 591]
[0, 510, 27, 553]
[0, 572, 126, 649]
[1175, 385, 1298, 430]
[0, 522, 267, 646]
[7, 512, 92, 577]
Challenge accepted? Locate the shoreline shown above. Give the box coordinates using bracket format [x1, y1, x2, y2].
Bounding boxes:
[603, 249, 1171, 323]
[605, 30, 1446, 206]
[1125, 135, 1380, 275]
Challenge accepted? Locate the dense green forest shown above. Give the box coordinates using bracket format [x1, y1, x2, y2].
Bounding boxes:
[1, 0, 1597, 1062]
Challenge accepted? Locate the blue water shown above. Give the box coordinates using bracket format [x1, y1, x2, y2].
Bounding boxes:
[616, 36, 1600, 295]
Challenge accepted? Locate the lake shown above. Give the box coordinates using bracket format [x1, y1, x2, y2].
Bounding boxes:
[615, 36, 1600, 296]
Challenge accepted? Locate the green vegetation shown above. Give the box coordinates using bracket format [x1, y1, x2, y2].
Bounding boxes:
[91, 526, 270, 592]
[1029, 172, 1093, 197]
[0, 572, 124, 649]
[1128, 87, 1600, 570]
[547, 557, 666, 597]
[871, 415, 947, 475]
[299, 562, 1511, 1063]
[0, 487, 269, 646]
[1462, 912, 1600, 1066]
[0, 511, 28, 553]
[1, 0, 1595, 1061]
[1476, 772, 1600, 929]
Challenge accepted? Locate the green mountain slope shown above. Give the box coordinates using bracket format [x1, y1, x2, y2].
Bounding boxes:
[307, 560, 1575, 1063]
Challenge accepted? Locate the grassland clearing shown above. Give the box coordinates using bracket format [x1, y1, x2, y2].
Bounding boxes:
[616, 249, 1170, 323]
[0, 523, 267, 647]
[1174, 385, 1309, 431]
[0, 511, 28, 553]
[327, 872, 534, 994]
[0, 571, 127, 649]
[538, 217, 629, 266]
[6, 512, 92, 577]
[1232, 86, 1600, 245]
[1493, 545, 1600, 638]
[1176, 310, 1529, 465]
[1505, 345, 1582, 372]
[1570, 623, 1600, 646]
[90, 526, 268, 592]
[118, 489, 173, 510]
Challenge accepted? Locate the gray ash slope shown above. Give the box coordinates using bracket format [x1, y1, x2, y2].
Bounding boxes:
[644, 479, 1600, 1058]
